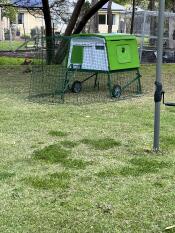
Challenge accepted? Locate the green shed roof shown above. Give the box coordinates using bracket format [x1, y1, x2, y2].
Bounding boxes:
[72, 33, 136, 41]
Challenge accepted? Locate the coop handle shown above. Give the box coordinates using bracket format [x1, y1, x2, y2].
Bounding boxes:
[154, 81, 163, 103]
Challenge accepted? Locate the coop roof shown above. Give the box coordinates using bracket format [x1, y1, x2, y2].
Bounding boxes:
[73, 33, 136, 41]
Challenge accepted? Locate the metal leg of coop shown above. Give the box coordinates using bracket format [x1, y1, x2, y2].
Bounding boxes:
[94, 73, 99, 90]
[118, 69, 142, 95]
[107, 73, 113, 97]
[64, 69, 70, 90]
[136, 69, 142, 94]
[59, 69, 71, 103]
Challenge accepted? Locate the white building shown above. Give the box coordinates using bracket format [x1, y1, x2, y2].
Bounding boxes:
[98, 3, 126, 33]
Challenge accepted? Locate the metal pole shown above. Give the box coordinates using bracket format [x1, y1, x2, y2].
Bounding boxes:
[139, 11, 147, 62]
[153, 0, 165, 152]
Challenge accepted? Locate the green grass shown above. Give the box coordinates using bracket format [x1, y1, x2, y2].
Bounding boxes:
[0, 40, 34, 51]
[33, 144, 70, 163]
[48, 130, 68, 137]
[33, 143, 90, 169]
[0, 56, 25, 65]
[25, 172, 71, 190]
[60, 140, 78, 148]
[0, 171, 15, 180]
[0, 65, 175, 232]
[0, 41, 24, 51]
[81, 138, 121, 150]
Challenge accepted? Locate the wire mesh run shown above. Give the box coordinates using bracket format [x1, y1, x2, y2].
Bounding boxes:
[119, 11, 175, 63]
[29, 35, 142, 104]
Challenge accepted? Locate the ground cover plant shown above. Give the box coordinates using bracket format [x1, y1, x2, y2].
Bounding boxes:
[0, 65, 175, 232]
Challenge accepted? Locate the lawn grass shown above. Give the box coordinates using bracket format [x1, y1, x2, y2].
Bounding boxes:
[0, 40, 24, 51]
[0, 40, 34, 51]
[0, 56, 25, 65]
[0, 64, 175, 232]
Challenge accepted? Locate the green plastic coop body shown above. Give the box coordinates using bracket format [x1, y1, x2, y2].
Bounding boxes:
[67, 33, 140, 72]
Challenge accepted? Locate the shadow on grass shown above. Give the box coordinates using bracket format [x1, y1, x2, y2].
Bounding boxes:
[97, 157, 172, 178]
[81, 138, 121, 150]
[24, 172, 70, 190]
[33, 143, 91, 169]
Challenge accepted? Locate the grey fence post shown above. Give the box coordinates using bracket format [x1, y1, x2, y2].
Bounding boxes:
[153, 0, 165, 152]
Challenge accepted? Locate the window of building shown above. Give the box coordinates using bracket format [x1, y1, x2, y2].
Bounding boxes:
[18, 13, 24, 24]
[112, 14, 116, 25]
[107, 14, 116, 25]
[99, 15, 106, 24]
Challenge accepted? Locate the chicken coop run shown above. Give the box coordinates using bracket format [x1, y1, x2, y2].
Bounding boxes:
[30, 34, 142, 103]
[66, 34, 141, 98]
[119, 10, 175, 63]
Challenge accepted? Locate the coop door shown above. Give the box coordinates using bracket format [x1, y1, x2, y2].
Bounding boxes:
[117, 45, 131, 64]
[82, 45, 108, 71]
[71, 46, 83, 65]
[81, 46, 94, 70]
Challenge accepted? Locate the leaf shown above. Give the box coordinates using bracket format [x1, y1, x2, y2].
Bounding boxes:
[165, 225, 175, 231]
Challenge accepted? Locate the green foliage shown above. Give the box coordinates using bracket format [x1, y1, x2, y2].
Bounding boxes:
[1, 0, 17, 23]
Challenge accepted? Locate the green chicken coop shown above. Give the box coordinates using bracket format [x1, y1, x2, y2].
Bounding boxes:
[66, 33, 141, 98]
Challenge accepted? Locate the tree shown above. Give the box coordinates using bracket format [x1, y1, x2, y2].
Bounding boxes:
[73, 0, 110, 34]
[130, 0, 136, 34]
[42, 0, 53, 63]
[90, 0, 99, 33]
[54, 0, 85, 63]
[107, 0, 112, 33]
[55, 0, 110, 64]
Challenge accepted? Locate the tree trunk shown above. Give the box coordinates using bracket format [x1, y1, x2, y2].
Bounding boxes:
[148, 0, 155, 10]
[64, 0, 85, 36]
[148, 0, 156, 45]
[54, 0, 85, 64]
[0, 7, 3, 40]
[73, 0, 109, 34]
[42, 0, 53, 64]
[130, 0, 135, 34]
[90, 0, 99, 33]
[107, 0, 112, 33]
[55, 0, 109, 64]
[173, 1, 175, 12]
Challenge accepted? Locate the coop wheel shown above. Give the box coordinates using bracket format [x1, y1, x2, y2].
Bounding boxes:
[71, 81, 82, 93]
[112, 85, 121, 98]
